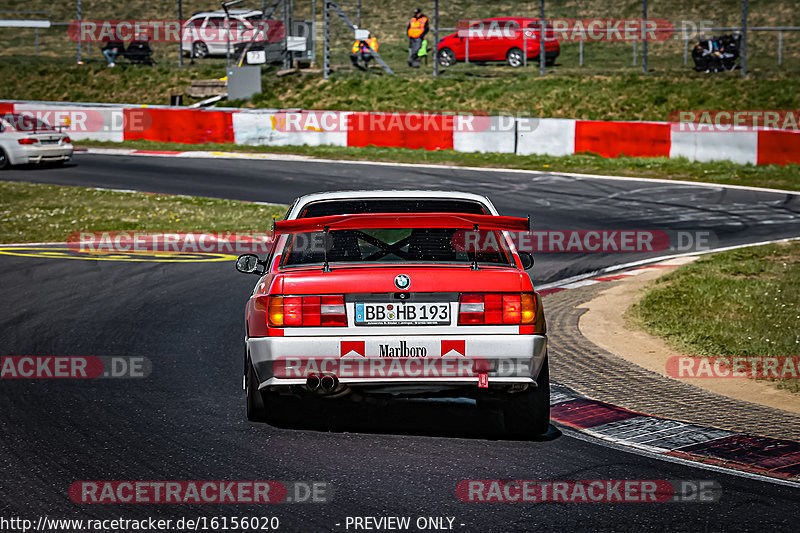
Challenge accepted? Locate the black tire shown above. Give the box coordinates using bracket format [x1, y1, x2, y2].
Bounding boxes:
[437, 47, 456, 67]
[192, 41, 209, 59]
[506, 47, 524, 68]
[503, 355, 550, 437]
[246, 359, 269, 422]
[0, 148, 9, 170]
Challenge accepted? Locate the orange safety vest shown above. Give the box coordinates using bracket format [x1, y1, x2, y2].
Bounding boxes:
[408, 16, 427, 38]
[352, 37, 378, 53]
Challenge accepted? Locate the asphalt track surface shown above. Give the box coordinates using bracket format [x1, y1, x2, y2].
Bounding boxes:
[1, 154, 799, 532]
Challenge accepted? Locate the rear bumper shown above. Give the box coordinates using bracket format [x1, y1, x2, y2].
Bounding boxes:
[13, 145, 73, 165]
[248, 334, 547, 390]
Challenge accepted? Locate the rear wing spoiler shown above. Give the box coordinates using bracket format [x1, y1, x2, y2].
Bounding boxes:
[273, 212, 531, 234]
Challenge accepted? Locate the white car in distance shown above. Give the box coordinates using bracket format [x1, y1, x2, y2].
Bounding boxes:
[181, 9, 266, 58]
[0, 114, 73, 169]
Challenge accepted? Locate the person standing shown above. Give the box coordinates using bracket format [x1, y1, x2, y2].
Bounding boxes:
[407, 8, 428, 68]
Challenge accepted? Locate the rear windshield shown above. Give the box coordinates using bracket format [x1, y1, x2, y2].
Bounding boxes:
[298, 199, 488, 217]
[281, 227, 512, 267]
[1, 113, 55, 132]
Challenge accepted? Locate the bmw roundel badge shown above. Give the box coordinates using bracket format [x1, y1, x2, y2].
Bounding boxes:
[394, 274, 410, 290]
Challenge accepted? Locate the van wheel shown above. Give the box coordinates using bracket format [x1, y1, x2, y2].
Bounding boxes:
[503, 355, 550, 437]
[506, 47, 524, 67]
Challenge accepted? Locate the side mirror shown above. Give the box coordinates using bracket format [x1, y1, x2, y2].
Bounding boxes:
[236, 254, 264, 275]
[519, 252, 534, 270]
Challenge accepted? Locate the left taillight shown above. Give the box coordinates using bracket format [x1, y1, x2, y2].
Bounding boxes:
[458, 293, 536, 325]
[18, 138, 37, 145]
[266, 295, 346, 327]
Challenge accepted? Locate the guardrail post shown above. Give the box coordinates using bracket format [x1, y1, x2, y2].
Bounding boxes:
[523, 25, 527, 67]
[35, 28, 39, 56]
[632, 38, 636, 66]
[683, 29, 688, 64]
[433, 0, 439, 78]
[740, 0, 748, 77]
[76, 0, 82, 64]
[311, 0, 316, 65]
[177, 0, 183, 67]
[539, 0, 545, 75]
[579, 38, 583, 66]
[641, 0, 647, 74]
[778, 30, 782, 65]
[323, 0, 329, 78]
[465, 33, 469, 64]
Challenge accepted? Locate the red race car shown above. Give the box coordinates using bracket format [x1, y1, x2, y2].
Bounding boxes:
[437, 17, 560, 68]
[236, 191, 549, 437]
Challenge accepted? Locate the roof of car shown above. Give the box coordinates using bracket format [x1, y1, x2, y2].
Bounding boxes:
[288, 190, 498, 219]
[190, 9, 262, 17]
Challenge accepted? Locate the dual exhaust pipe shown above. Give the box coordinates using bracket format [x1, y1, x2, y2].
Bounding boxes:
[306, 373, 338, 393]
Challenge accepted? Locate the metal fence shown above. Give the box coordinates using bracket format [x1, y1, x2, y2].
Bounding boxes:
[2, 1, 800, 78]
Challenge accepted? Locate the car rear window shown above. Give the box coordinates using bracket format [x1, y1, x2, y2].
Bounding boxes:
[299, 199, 488, 217]
[281, 227, 512, 267]
[1, 114, 55, 132]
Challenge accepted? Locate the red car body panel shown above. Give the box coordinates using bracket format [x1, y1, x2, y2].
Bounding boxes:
[437, 17, 560, 62]
[277, 266, 529, 296]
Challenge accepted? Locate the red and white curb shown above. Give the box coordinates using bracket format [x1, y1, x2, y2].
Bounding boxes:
[549, 384, 800, 484]
[542, 258, 800, 484]
[538, 257, 694, 296]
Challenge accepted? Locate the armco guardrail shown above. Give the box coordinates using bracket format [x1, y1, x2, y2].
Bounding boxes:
[2, 100, 798, 166]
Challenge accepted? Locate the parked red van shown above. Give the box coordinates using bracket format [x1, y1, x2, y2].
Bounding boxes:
[437, 17, 560, 68]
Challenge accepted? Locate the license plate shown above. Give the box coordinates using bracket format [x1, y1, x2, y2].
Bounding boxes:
[355, 302, 450, 325]
[39, 138, 59, 144]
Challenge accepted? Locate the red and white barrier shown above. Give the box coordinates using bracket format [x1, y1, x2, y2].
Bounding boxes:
[453, 115, 516, 154]
[574, 120, 671, 158]
[516, 118, 576, 157]
[670, 129, 758, 165]
[233, 110, 349, 147]
[3, 100, 799, 166]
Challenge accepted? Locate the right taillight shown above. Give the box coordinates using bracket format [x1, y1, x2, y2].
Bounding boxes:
[458, 293, 536, 325]
[267, 295, 346, 327]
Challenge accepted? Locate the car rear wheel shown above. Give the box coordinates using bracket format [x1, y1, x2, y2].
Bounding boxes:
[246, 359, 269, 422]
[192, 42, 209, 59]
[503, 355, 550, 437]
[0, 148, 8, 170]
[437, 47, 456, 67]
[506, 47, 524, 67]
